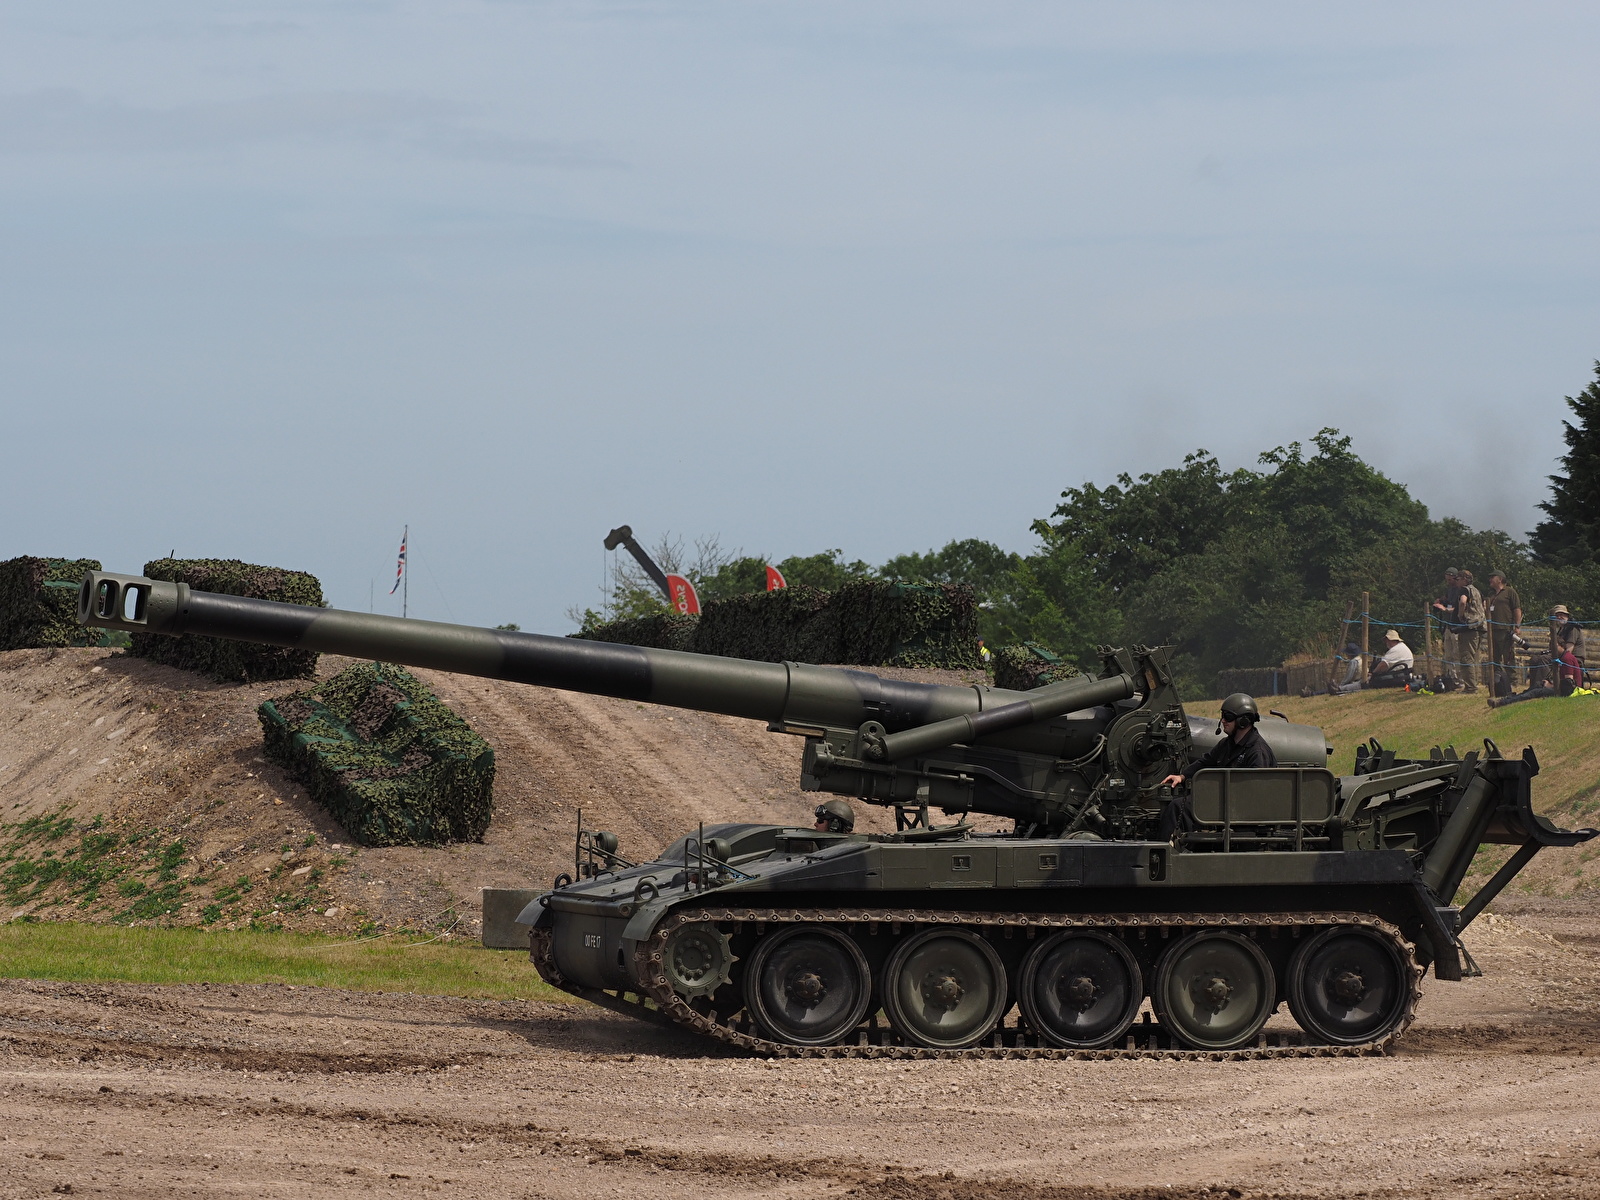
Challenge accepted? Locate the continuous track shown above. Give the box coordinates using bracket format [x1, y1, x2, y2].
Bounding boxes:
[533, 907, 1422, 1061]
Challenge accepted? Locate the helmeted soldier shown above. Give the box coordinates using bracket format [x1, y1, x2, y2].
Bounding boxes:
[1157, 694, 1278, 840]
[1161, 693, 1279, 788]
[812, 798, 856, 834]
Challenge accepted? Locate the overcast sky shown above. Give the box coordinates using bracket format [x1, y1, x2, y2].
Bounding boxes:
[5, 2, 1598, 630]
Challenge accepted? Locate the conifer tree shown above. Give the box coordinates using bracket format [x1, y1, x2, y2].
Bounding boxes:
[1531, 363, 1600, 565]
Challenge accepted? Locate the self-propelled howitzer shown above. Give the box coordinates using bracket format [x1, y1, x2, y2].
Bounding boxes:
[79, 570, 1597, 1059]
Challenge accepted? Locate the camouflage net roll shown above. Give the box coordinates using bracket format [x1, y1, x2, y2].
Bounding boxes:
[992, 643, 1082, 691]
[576, 582, 980, 668]
[259, 662, 494, 847]
[131, 558, 323, 682]
[0, 557, 102, 650]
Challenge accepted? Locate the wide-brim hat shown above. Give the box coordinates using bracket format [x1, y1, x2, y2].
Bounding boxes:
[1551, 604, 1571, 616]
[1384, 629, 1401, 640]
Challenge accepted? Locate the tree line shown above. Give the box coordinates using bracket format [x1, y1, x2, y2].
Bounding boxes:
[581, 366, 1600, 697]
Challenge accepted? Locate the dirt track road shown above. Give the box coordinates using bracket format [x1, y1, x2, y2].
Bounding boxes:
[5, 903, 1600, 1199]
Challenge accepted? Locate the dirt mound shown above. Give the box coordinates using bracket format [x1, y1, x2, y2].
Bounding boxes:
[0, 647, 987, 937]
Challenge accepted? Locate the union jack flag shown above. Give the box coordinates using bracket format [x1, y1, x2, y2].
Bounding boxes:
[389, 526, 408, 594]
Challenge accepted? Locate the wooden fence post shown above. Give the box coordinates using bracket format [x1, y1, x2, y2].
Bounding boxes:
[1423, 601, 1435, 683]
[1361, 592, 1371, 681]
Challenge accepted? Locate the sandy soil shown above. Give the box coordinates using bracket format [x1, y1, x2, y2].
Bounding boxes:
[4, 903, 1600, 1199]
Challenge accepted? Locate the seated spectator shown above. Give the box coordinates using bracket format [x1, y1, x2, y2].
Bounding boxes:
[1332, 642, 1363, 691]
[1332, 630, 1413, 693]
[1528, 604, 1585, 689]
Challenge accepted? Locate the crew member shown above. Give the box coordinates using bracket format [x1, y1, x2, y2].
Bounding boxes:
[1161, 693, 1279, 786]
[1157, 694, 1277, 839]
[813, 799, 856, 834]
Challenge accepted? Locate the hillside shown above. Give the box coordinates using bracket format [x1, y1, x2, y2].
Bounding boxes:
[0, 648, 982, 937]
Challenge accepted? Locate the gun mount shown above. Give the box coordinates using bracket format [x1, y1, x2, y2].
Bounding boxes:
[79, 569, 1597, 1058]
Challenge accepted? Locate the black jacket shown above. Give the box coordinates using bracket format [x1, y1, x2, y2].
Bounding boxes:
[1181, 723, 1277, 779]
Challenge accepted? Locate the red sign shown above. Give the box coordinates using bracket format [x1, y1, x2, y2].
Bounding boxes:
[765, 564, 787, 591]
[666, 573, 700, 615]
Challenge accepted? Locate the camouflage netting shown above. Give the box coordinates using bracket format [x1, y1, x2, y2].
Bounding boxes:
[0, 557, 103, 650]
[131, 558, 324, 682]
[578, 611, 699, 652]
[693, 585, 840, 662]
[259, 661, 494, 847]
[992, 642, 1082, 691]
[833, 582, 980, 668]
[576, 582, 980, 668]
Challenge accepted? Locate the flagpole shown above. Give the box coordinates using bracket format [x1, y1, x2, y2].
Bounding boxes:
[389, 524, 409, 617]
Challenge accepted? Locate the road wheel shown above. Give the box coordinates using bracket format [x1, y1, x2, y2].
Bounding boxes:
[743, 924, 872, 1046]
[881, 926, 1007, 1049]
[1287, 926, 1411, 1045]
[1018, 930, 1143, 1049]
[1152, 930, 1274, 1050]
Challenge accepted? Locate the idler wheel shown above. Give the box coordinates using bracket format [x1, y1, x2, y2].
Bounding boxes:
[1287, 926, 1411, 1046]
[1018, 930, 1143, 1050]
[881, 927, 1007, 1049]
[1152, 930, 1274, 1051]
[743, 924, 871, 1047]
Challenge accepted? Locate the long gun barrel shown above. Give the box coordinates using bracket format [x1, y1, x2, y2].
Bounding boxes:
[78, 571, 1127, 760]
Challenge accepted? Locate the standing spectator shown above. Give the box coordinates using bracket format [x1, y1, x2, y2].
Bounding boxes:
[1431, 568, 1468, 692]
[1457, 569, 1485, 694]
[1484, 572, 1522, 698]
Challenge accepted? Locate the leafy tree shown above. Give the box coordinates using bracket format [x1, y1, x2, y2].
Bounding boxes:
[983, 527, 1121, 664]
[1532, 362, 1600, 566]
[880, 539, 1020, 594]
[770, 549, 873, 591]
[696, 556, 770, 602]
[1015, 429, 1487, 694]
[879, 539, 1022, 640]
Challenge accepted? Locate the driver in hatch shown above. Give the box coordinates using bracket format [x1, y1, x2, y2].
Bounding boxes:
[813, 799, 856, 834]
[1156, 693, 1278, 840]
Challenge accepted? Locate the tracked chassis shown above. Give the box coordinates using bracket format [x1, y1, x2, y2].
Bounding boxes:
[534, 905, 1424, 1060]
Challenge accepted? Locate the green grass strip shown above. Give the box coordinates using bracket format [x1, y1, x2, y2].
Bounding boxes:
[0, 921, 570, 1002]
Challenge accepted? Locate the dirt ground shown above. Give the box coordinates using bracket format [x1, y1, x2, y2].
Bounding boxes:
[3, 900, 1600, 1199]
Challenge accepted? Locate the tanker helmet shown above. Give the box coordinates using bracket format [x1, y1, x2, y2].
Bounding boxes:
[1219, 693, 1260, 727]
[813, 799, 855, 834]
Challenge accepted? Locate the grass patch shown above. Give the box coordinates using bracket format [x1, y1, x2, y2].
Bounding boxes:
[0, 920, 569, 1002]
